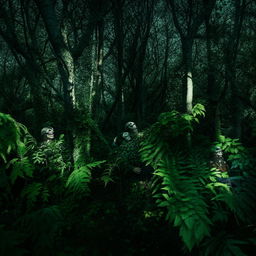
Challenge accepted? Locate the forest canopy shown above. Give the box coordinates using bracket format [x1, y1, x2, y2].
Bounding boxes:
[0, 0, 256, 255]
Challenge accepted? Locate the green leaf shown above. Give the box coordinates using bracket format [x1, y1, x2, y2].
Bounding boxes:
[21, 182, 42, 209]
[10, 157, 34, 184]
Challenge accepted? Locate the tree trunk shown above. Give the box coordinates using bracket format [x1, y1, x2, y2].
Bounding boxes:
[93, 21, 104, 122]
[226, 0, 246, 139]
[74, 36, 96, 164]
[228, 64, 242, 138]
[133, 3, 153, 126]
[205, 16, 221, 141]
[182, 38, 193, 114]
[113, 0, 125, 129]
[35, 0, 75, 154]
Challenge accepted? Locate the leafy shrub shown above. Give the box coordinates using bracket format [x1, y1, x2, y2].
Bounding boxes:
[140, 104, 256, 254]
[66, 160, 105, 195]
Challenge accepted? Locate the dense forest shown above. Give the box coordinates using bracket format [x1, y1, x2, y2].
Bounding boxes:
[1, 0, 256, 255]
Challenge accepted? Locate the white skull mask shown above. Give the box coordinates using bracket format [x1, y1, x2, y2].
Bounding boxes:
[215, 147, 223, 157]
[41, 127, 54, 140]
[125, 122, 137, 131]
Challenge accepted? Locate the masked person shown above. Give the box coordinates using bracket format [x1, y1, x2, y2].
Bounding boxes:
[210, 146, 228, 173]
[125, 121, 139, 138]
[114, 121, 152, 180]
[41, 127, 54, 143]
[36, 126, 66, 176]
[210, 146, 231, 186]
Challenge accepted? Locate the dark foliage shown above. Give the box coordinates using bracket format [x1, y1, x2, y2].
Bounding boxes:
[1, 0, 256, 255]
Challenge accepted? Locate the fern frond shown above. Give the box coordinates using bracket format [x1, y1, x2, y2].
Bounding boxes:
[232, 174, 256, 224]
[0, 225, 26, 256]
[153, 157, 212, 251]
[7, 157, 34, 184]
[66, 166, 91, 194]
[191, 103, 206, 117]
[202, 232, 250, 256]
[86, 160, 106, 169]
[66, 160, 105, 194]
[101, 162, 116, 187]
[16, 205, 62, 250]
[0, 112, 22, 162]
[139, 106, 216, 251]
[21, 182, 42, 209]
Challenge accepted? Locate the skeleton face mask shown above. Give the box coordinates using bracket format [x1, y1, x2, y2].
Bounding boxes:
[214, 147, 223, 158]
[125, 122, 137, 131]
[41, 127, 54, 141]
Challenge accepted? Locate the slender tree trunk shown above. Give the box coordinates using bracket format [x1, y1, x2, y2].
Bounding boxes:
[159, 29, 170, 111]
[226, 0, 245, 139]
[182, 38, 193, 114]
[27, 67, 46, 131]
[134, 4, 153, 126]
[205, 16, 221, 141]
[35, 0, 75, 158]
[87, 29, 97, 156]
[93, 21, 104, 121]
[228, 63, 242, 138]
[168, 0, 216, 115]
[73, 33, 96, 165]
[215, 104, 221, 140]
[113, 0, 125, 128]
[186, 71, 193, 114]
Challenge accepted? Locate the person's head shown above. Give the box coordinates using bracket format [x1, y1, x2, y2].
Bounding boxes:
[213, 146, 223, 159]
[125, 121, 138, 135]
[41, 127, 54, 142]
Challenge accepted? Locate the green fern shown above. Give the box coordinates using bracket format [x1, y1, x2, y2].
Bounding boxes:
[139, 104, 255, 253]
[202, 232, 251, 256]
[153, 155, 212, 251]
[7, 157, 34, 184]
[66, 166, 91, 194]
[140, 104, 256, 253]
[16, 205, 63, 252]
[101, 162, 116, 187]
[211, 136, 256, 225]
[192, 103, 206, 119]
[0, 112, 36, 162]
[0, 225, 27, 256]
[32, 135, 68, 176]
[0, 112, 22, 162]
[232, 174, 256, 224]
[21, 182, 43, 209]
[140, 105, 213, 251]
[32, 150, 47, 165]
[66, 161, 105, 194]
[214, 135, 252, 172]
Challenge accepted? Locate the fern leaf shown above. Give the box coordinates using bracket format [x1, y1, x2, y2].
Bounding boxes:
[21, 182, 42, 209]
[17, 205, 62, 250]
[0, 112, 21, 160]
[86, 160, 106, 169]
[66, 166, 91, 194]
[203, 232, 249, 256]
[0, 225, 27, 256]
